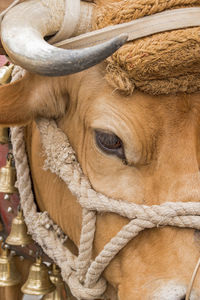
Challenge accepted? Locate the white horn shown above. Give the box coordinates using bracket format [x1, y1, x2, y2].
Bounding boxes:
[0, 0, 127, 76]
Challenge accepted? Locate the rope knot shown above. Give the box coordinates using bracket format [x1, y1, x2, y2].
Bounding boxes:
[67, 271, 107, 300]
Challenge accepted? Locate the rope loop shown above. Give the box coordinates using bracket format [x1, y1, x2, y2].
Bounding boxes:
[67, 271, 107, 300]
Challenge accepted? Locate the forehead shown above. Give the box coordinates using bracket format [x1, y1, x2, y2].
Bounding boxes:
[81, 86, 200, 129]
[76, 66, 200, 131]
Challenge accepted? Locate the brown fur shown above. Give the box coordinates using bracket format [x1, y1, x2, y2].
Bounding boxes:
[0, 65, 200, 299]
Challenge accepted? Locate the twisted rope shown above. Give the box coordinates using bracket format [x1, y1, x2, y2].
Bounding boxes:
[77, 209, 97, 283]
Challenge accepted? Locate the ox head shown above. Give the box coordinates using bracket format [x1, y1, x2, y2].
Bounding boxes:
[1, 1, 200, 299]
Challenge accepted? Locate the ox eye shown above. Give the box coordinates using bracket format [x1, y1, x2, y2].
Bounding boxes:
[95, 130, 126, 160]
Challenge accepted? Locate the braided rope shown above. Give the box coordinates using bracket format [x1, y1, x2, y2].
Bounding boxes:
[8, 68, 200, 299]
[77, 209, 97, 283]
[94, 0, 200, 29]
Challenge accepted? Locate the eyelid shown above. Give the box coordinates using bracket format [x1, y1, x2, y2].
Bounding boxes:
[95, 130, 126, 160]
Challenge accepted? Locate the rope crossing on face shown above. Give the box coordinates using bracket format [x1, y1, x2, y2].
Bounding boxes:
[10, 66, 200, 300]
[37, 118, 200, 288]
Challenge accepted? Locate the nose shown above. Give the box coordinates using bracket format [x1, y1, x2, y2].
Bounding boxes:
[152, 283, 199, 300]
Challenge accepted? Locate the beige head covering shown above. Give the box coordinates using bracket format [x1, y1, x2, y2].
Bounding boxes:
[93, 0, 200, 95]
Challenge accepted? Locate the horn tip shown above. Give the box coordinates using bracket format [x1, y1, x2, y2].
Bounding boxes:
[114, 34, 128, 48]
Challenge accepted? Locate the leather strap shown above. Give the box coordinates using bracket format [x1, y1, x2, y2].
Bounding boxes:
[49, 0, 81, 44]
[54, 7, 200, 49]
[49, 0, 94, 44]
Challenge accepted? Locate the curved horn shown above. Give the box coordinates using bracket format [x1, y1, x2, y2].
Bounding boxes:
[1, 0, 127, 76]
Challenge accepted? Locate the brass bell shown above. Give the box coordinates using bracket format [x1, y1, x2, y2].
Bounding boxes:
[0, 247, 21, 286]
[21, 257, 56, 295]
[0, 153, 17, 194]
[6, 208, 32, 246]
[42, 264, 68, 300]
[0, 127, 9, 144]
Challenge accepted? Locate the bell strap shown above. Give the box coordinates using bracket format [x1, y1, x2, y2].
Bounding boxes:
[54, 7, 200, 49]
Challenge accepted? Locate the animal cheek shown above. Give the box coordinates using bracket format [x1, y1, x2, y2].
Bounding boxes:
[194, 230, 200, 251]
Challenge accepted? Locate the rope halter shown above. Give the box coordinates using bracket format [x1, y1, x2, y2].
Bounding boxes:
[10, 115, 200, 300]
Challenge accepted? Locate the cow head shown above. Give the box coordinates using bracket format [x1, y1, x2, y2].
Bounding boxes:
[1, 1, 200, 300]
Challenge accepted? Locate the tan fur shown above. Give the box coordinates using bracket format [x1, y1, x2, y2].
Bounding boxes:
[0, 65, 200, 299]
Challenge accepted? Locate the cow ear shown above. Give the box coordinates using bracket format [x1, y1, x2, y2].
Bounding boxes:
[0, 72, 68, 126]
[0, 72, 35, 126]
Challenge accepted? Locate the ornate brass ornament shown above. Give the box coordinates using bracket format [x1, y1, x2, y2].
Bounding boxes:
[21, 257, 56, 295]
[0, 153, 17, 194]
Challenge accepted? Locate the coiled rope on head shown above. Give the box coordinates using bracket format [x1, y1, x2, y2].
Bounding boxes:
[10, 67, 200, 299]
[94, 0, 200, 96]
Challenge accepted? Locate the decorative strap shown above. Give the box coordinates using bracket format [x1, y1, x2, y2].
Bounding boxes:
[49, 0, 81, 44]
[1, 2, 200, 54]
[49, 0, 94, 44]
[55, 7, 200, 49]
